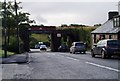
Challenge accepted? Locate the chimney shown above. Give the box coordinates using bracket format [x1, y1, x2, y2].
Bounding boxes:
[118, 1, 120, 15]
[108, 11, 118, 20]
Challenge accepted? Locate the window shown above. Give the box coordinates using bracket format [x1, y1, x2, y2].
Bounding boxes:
[75, 43, 84, 46]
[100, 35, 105, 40]
[113, 17, 120, 27]
[116, 18, 120, 27]
[97, 40, 107, 47]
[109, 35, 112, 39]
[102, 35, 105, 39]
[108, 40, 120, 47]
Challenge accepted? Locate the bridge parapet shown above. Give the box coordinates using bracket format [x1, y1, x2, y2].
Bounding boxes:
[29, 26, 56, 31]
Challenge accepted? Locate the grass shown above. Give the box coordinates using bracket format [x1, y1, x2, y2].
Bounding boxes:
[31, 34, 49, 42]
[0, 50, 15, 58]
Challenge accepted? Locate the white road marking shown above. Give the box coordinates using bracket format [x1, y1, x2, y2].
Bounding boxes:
[45, 53, 55, 55]
[49, 54, 55, 55]
[55, 54, 79, 61]
[66, 57, 79, 61]
[86, 62, 120, 72]
[44, 53, 119, 72]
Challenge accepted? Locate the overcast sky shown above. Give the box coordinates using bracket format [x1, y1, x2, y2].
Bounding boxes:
[3, 0, 120, 26]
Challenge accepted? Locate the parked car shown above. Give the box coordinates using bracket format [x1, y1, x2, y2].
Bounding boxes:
[40, 45, 47, 51]
[91, 39, 120, 59]
[70, 42, 86, 54]
[35, 44, 40, 49]
[35, 42, 44, 49]
[58, 44, 69, 52]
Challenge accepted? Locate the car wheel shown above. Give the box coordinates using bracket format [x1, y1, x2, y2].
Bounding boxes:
[101, 51, 106, 59]
[83, 51, 86, 54]
[72, 51, 75, 54]
[107, 55, 111, 59]
[91, 51, 95, 57]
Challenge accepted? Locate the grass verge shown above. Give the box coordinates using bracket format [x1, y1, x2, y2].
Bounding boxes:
[0, 50, 15, 58]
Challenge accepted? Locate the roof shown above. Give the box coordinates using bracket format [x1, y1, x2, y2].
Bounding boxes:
[91, 19, 120, 34]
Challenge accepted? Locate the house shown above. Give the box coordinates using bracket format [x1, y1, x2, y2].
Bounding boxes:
[91, 2, 120, 44]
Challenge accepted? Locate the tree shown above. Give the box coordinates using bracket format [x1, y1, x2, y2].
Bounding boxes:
[61, 24, 68, 27]
[94, 24, 102, 27]
[1, 1, 34, 53]
[1, 1, 34, 28]
[69, 24, 87, 27]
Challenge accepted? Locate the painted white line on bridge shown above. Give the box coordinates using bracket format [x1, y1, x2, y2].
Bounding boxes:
[85, 62, 120, 72]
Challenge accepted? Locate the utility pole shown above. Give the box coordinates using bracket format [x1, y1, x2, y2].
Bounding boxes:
[14, 0, 20, 53]
[3, 0, 7, 58]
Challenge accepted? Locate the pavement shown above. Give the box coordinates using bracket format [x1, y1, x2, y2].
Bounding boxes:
[0, 52, 29, 64]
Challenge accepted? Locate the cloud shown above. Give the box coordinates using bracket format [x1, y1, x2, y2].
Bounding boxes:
[13, 0, 120, 2]
[21, 2, 118, 26]
[30, 15, 48, 24]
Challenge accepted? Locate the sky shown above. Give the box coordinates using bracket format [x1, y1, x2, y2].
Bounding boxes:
[2, 0, 120, 26]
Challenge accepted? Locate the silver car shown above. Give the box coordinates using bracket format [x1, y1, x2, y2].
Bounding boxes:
[70, 42, 86, 54]
[40, 45, 47, 51]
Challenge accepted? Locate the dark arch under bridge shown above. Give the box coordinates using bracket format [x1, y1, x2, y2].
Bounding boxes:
[29, 26, 68, 52]
[19, 24, 80, 52]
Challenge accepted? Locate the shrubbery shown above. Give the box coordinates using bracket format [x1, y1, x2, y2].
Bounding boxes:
[29, 37, 39, 48]
[6, 36, 24, 53]
[62, 27, 96, 50]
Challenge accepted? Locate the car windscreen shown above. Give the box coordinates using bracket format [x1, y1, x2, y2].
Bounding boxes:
[40, 45, 46, 47]
[107, 40, 120, 47]
[61, 45, 67, 48]
[75, 43, 85, 46]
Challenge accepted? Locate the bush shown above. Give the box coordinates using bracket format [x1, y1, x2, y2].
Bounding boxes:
[7, 36, 23, 53]
[44, 42, 50, 47]
[62, 27, 95, 50]
[29, 37, 39, 48]
[6, 36, 18, 53]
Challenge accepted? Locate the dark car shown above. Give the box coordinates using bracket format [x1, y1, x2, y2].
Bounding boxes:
[70, 42, 86, 54]
[91, 39, 120, 59]
[58, 44, 69, 52]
